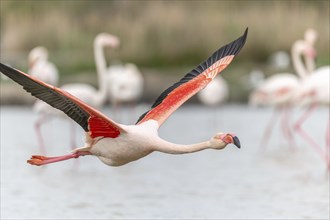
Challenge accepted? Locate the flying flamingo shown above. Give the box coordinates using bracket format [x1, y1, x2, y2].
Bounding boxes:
[0, 29, 247, 167]
[107, 62, 144, 123]
[28, 46, 59, 86]
[249, 35, 316, 148]
[33, 33, 119, 153]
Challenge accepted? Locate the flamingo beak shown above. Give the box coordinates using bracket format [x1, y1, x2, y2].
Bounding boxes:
[233, 136, 241, 148]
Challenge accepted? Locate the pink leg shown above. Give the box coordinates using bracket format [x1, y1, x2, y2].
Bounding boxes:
[326, 116, 330, 169]
[129, 101, 137, 124]
[27, 151, 92, 166]
[113, 100, 121, 122]
[212, 105, 218, 131]
[326, 116, 330, 150]
[70, 122, 77, 150]
[35, 113, 50, 154]
[280, 106, 296, 149]
[294, 103, 329, 164]
[260, 107, 280, 148]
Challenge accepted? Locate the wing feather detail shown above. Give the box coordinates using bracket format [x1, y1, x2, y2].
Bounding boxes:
[137, 28, 248, 125]
[0, 63, 124, 138]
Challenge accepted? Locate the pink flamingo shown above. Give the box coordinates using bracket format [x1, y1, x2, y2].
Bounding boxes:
[107, 62, 144, 123]
[249, 35, 316, 148]
[293, 66, 330, 167]
[28, 46, 59, 86]
[0, 29, 247, 167]
[32, 33, 119, 154]
[292, 28, 330, 168]
[197, 75, 229, 129]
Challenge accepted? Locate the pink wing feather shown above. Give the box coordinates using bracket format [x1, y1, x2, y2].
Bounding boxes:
[137, 28, 248, 126]
[0, 63, 124, 139]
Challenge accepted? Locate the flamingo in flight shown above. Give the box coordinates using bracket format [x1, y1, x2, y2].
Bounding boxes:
[0, 29, 247, 167]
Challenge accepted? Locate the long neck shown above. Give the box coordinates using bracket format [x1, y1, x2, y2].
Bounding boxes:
[93, 41, 108, 105]
[291, 42, 308, 79]
[303, 52, 315, 74]
[154, 139, 211, 154]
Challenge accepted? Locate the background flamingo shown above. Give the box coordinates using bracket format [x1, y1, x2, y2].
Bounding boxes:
[33, 33, 119, 153]
[197, 75, 229, 129]
[293, 68, 330, 168]
[249, 33, 316, 148]
[0, 29, 247, 167]
[292, 29, 330, 167]
[107, 62, 144, 123]
[303, 28, 318, 74]
[197, 75, 229, 106]
[28, 46, 59, 86]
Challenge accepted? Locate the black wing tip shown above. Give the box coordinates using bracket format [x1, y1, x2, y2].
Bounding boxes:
[226, 27, 248, 56]
[0, 62, 12, 74]
[238, 27, 249, 49]
[242, 27, 248, 46]
[1, 62, 90, 131]
[0, 62, 20, 77]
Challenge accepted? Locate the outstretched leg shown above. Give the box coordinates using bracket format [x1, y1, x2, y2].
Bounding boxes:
[27, 151, 91, 166]
[294, 103, 328, 164]
[28, 133, 95, 166]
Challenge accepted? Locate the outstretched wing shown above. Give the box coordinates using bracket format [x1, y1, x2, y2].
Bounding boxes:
[0, 63, 124, 138]
[137, 28, 248, 126]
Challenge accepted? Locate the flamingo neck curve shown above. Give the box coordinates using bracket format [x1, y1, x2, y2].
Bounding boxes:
[154, 139, 212, 154]
[93, 39, 109, 106]
[291, 41, 309, 80]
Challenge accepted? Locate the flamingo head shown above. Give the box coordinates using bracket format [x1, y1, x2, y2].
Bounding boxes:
[28, 46, 48, 68]
[304, 28, 318, 45]
[210, 133, 241, 149]
[95, 33, 120, 48]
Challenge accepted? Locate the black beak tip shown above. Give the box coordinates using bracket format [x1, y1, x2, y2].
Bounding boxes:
[233, 136, 241, 149]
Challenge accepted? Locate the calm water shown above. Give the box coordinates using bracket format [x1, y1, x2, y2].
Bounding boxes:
[1, 105, 329, 219]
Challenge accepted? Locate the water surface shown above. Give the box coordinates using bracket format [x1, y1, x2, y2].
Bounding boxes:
[1, 105, 329, 219]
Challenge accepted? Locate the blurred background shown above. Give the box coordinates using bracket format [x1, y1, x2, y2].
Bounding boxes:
[1, 1, 329, 219]
[1, 0, 329, 103]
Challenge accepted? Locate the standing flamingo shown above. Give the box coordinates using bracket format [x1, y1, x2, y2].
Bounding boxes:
[33, 34, 119, 153]
[197, 75, 229, 129]
[249, 37, 316, 148]
[197, 75, 229, 106]
[0, 29, 247, 166]
[303, 28, 318, 74]
[107, 62, 144, 123]
[290, 28, 330, 168]
[293, 65, 330, 167]
[28, 46, 59, 86]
